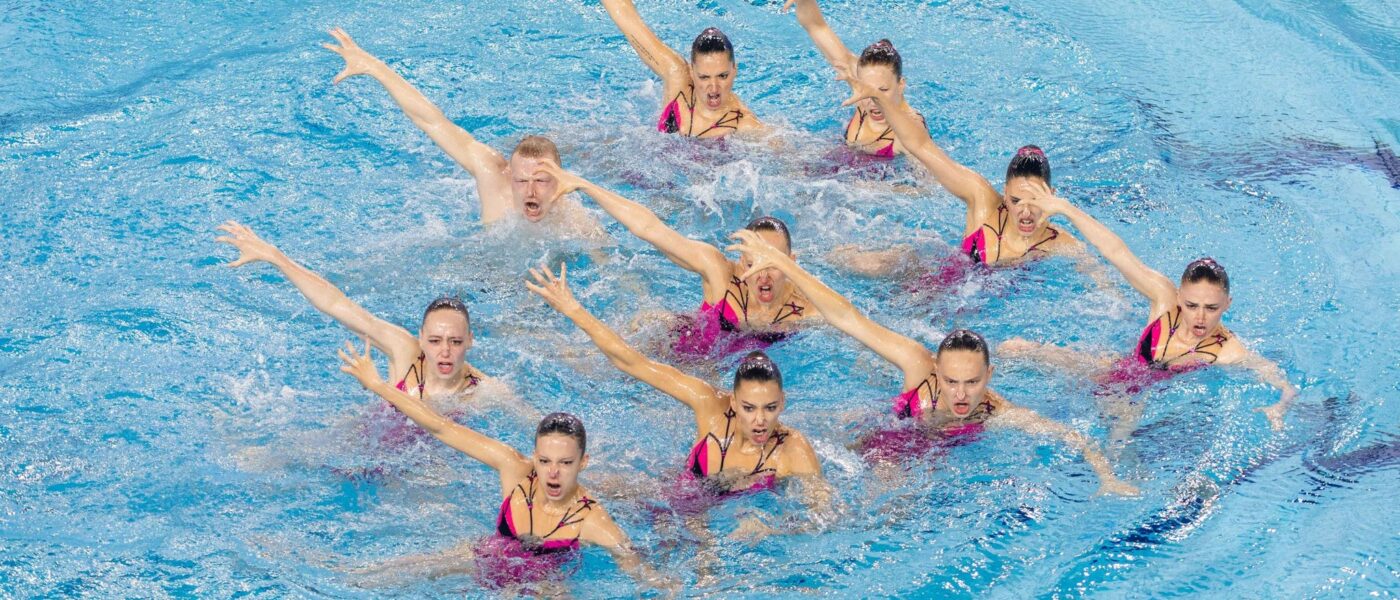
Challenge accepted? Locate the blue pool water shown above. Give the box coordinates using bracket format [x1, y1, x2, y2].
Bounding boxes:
[2, 0, 1398, 597]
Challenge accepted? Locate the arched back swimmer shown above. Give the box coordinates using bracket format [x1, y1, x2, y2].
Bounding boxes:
[600, 1, 762, 138]
[322, 28, 601, 235]
[1001, 185, 1298, 431]
[729, 230, 1139, 496]
[784, 0, 926, 157]
[335, 342, 673, 591]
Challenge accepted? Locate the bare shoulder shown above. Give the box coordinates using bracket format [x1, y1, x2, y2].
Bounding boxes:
[1214, 329, 1250, 364]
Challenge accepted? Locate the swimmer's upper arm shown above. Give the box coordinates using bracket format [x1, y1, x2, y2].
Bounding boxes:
[600, 0, 688, 85]
[784, 432, 823, 477]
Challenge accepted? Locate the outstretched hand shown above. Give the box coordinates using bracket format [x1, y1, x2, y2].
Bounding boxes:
[530, 159, 588, 205]
[525, 263, 582, 315]
[726, 229, 792, 280]
[322, 27, 380, 84]
[781, 0, 804, 13]
[835, 63, 885, 107]
[215, 220, 282, 268]
[337, 339, 383, 388]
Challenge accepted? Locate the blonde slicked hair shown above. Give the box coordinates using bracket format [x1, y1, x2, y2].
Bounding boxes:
[511, 135, 560, 164]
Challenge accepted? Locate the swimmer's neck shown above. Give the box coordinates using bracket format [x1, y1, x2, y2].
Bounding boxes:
[423, 367, 477, 396]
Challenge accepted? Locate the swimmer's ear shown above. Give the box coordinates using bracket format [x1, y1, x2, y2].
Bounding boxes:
[580, 453, 590, 470]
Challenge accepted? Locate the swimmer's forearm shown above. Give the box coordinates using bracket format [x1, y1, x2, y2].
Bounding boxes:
[577, 181, 719, 274]
[365, 379, 521, 470]
[559, 303, 648, 372]
[792, 0, 855, 69]
[1055, 203, 1170, 301]
[357, 59, 476, 144]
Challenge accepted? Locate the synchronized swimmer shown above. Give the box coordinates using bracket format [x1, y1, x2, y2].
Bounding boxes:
[212, 2, 1302, 591]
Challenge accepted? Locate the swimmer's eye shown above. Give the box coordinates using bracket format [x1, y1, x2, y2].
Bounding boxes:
[1205, 304, 1221, 311]
[878, 87, 889, 92]
[764, 403, 778, 411]
[741, 404, 756, 412]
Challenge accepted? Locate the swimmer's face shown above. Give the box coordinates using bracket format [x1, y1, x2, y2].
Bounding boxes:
[738, 229, 792, 306]
[1003, 177, 1050, 238]
[509, 154, 561, 222]
[1176, 280, 1231, 341]
[418, 309, 472, 382]
[854, 64, 905, 122]
[731, 379, 785, 447]
[691, 53, 736, 111]
[533, 434, 587, 502]
[935, 349, 993, 420]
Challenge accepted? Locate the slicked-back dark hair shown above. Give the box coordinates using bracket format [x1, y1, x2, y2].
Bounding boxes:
[937, 329, 990, 366]
[745, 216, 792, 251]
[858, 39, 902, 79]
[733, 351, 783, 390]
[1006, 145, 1051, 186]
[536, 412, 587, 455]
[1181, 257, 1230, 293]
[422, 296, 471, 328]
[691, 27, 734, 62]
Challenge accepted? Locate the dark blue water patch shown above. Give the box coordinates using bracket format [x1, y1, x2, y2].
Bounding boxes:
[87, 307, 185, 344]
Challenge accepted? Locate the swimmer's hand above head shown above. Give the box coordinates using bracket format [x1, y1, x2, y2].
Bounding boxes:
[322, 27, 381, 84]
[215, 221, 283, 267]
[835, 64, 892, 107]
[528, 159, 588, 206]
[726, 229, 796, 280]
[1010, 179, 1072, 231]
[524, 262, 583, 316]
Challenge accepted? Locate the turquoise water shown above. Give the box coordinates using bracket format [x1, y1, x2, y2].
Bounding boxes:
[2, 0, 1398, 597]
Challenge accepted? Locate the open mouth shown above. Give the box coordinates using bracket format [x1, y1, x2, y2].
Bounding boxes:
[756, 283, 774, 303]
[1017, 216, 1037, 234]
[1191, 324, 1209, 337]
[869, 108, 886, 121]
[751, 428, 769, 444]
[951, 401, 972, 416]
[523, 201, 543, 220]
[706, 92, 722, 109]
[544, 481, 563, 497]
[436, 361, 454, 375]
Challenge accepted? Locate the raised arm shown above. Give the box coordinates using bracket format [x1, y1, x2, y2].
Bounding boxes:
[526, 264, 725, 419]
[215, 221, 419, 362]
[600, 0, 689, 87]
[338, 342, 532, 492]
[535, 160, 732, 301]
[1018, 181, 1178, 312]
[729, 231, 936, 391]
[839, 67, 999, 215]
[322, 28, 512, 222]
[783, 0, 857, 71]
[993, 403, 1140, 497]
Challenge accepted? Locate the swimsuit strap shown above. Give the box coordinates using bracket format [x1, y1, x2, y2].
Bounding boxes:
[538, 496, 596, 541]
[1025, 227, 1060, 254]
[748, 430, 788, 476]
[724, 275, 805, 327]
[400, 354, 427, 399]
[694, 109, 746, 138]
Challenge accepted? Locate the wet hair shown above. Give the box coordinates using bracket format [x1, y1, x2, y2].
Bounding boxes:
[422, 296, 471, 328]
[1181, 257, 1230, 294]
[858, 39, 903, 80]
[1006, 145, 1051, 187]
[937, 329, 990, 366]
[511, 135, 560, 164]
[691, 27, 734, 62]
[733, 351, 783, 390]
[536, 412, 587, 455]
[744, 216, 792, 251]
